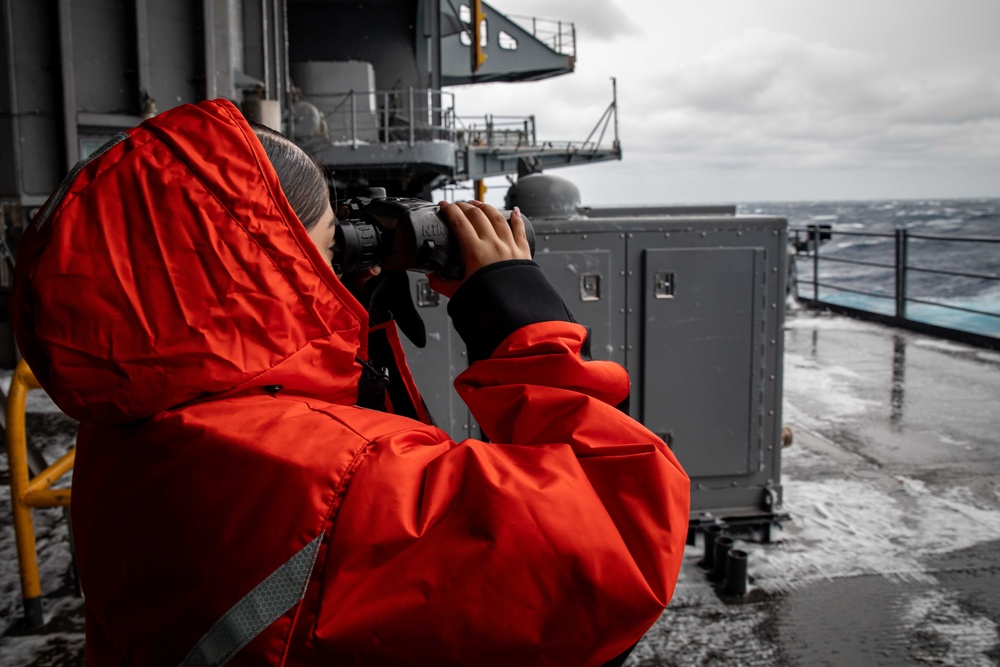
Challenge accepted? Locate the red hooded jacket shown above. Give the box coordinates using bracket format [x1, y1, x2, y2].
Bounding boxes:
[10, 99, 689, 666]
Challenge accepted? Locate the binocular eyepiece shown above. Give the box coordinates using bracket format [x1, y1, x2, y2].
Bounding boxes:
[333, 195, 534, 280]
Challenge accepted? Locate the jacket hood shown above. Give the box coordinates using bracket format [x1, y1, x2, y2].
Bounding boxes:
[11, 99, 369, 425]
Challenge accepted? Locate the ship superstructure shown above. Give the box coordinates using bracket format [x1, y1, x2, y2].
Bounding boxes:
[0, 0, 619, 212]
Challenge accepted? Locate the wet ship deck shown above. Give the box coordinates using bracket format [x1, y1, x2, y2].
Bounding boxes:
[634, 306, 1000, 666]
[2, 305, 999, 665]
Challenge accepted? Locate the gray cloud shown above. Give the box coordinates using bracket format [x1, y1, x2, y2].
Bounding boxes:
[634, 28, 1000, 171]
[457, 2, 1000, 202]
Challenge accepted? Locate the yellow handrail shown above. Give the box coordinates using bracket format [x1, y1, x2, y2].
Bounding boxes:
[5, 358, 75, 628]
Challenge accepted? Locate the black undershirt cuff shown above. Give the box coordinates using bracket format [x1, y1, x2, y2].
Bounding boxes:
[447, 260, 575, 362]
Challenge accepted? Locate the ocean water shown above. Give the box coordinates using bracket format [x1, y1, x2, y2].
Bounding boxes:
[739, 198, 1000, 337]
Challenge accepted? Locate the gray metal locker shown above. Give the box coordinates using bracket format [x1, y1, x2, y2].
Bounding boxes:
[405, 212, 788, 527]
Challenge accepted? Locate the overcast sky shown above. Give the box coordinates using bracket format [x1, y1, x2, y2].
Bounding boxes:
[452, 0, 1000, 205]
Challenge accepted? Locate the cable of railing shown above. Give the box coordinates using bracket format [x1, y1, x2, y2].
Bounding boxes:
[810, 282, 894, 300]
[791, 229, 894, 241]
[809, 282, 1000, 321]
[809, 255, 896, 270]
[791, 227, 1000, 243]
[906, 265, 1000, 282]
[909, 233, 1000, 243]
[905, 296, 1000, 320]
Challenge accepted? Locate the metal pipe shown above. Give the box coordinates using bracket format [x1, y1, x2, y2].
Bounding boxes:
[811, 224, 820, 300]
[203, 0, 217, 99]
[700, 524, 722, 569]
[274, 0, 285, 104]
[408, 87, 415, 146]
[905, 296, 1000, 320]
[350, 90, 357, 149]
[6, 360, 47, 628]
[709, 536, 733, 582]
[909, 232, 1000, 243]
[789, 226, 892, 239]
[905, 264, 1000, 282]
[611, 77, 619, 149]
[2, 0, 25, 195]
[382, 91, 389, 143]
[810, 255, 895, 270]
[812, 282, 895, 300]
[261, 0, 270, 96]
[134, 0, 152, 113]
[23, 449, 75, 498]
[57, 0, 79, 169]
[724, 549, 748, 596]
[472, 0, 485, 72]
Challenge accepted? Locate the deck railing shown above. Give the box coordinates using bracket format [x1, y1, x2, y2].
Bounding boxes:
[313, 80, 620, 157]
[313, 88, 459, 147]
[790, 225, 1000, 349]
[506, 13, 576, 57]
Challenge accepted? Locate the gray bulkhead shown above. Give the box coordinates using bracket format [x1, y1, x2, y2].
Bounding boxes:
[0, 0, 786, 524]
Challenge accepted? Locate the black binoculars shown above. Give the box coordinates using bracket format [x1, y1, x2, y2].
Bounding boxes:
[333, 195, 534, 280]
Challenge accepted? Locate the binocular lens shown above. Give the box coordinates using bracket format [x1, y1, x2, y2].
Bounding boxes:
[332, 197, 533, 279]
[333, 221, 383, 274]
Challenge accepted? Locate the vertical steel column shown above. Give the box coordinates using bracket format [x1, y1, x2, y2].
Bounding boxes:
[203, 0, 218, 99]
[611, 77, 619, 150]
[895, 228, 908, 318]
[472, 0, 485, 72]
[260, 0, 270, 95]
[408, 87, 414, 146]
[382, 91, 389, 143]
[811, 224, 820, 300]
[134, 0, 153, 115]
[273, 0, 288, 119]
[57, 0, 79, 169]
[350, 90, 357, 149]
[3, 0, 25, 197]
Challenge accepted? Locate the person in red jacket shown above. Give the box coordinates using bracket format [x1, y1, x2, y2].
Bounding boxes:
[11, 99, 689, 666]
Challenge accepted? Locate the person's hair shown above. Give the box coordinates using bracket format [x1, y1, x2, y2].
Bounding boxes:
[251, 122, 328, 231]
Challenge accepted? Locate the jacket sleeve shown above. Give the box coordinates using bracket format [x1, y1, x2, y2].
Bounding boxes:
[314, 261, 690, 667]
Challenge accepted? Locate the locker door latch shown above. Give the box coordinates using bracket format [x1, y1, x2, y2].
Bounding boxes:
[580, 273, 602, 301]
[654, 272, 675, 299]
[415, 278, 440, 307]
